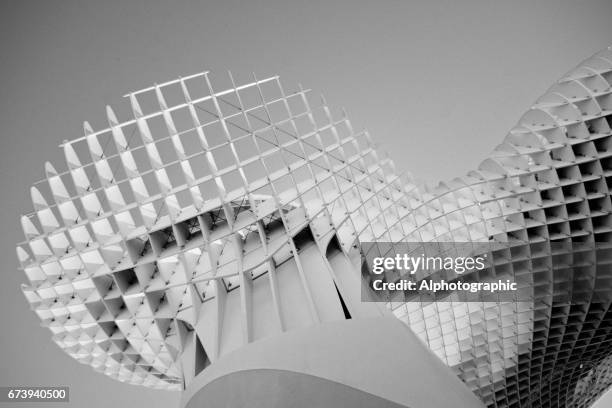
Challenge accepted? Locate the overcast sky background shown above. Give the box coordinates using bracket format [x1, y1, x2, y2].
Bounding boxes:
[1, 1, 612, 407]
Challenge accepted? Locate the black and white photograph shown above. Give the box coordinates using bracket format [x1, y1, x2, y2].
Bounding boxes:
[2, 1, 612, 407]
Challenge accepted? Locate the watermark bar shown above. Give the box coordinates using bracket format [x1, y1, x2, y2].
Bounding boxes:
[361, 241, 612, 303]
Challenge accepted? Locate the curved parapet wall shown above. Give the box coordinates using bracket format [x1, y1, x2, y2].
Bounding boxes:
[14, 47, 612, 408]
[181, 317, 485, 408]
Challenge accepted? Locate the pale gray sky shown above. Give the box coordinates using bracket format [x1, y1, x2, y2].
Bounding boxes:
[1, 1, 611, 407]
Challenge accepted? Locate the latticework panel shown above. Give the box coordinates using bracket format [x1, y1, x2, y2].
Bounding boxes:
[390, 47, 612, 408]
[16, 71, 408, 390]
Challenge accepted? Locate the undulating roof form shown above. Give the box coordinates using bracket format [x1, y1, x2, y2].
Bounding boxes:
[390, 47, 612, 407]
[16, 47, 612, 407]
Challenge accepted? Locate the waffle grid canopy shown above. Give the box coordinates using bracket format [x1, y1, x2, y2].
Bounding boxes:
[16, 47, 612, 407]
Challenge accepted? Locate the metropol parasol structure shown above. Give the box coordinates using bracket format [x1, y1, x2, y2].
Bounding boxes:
[16, 47, 612, 407]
